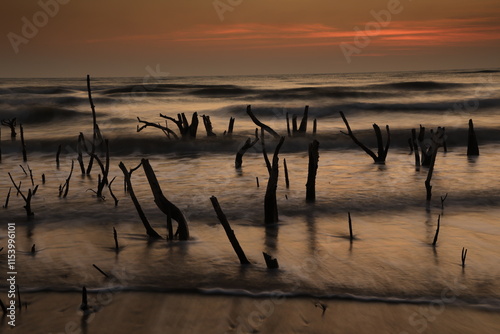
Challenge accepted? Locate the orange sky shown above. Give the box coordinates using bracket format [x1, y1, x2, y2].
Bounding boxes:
[1, 0, 499, 77]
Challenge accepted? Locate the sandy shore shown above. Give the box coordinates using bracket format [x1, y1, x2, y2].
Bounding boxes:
[1, 291, 498, 334]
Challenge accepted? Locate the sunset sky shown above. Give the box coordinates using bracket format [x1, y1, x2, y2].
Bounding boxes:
[1, 0, 499, 77]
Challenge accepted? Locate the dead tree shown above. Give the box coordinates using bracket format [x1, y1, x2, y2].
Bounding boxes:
[8, 172, 36, 217]
[159, 112, 199, 139]
[137, 117, 179, 140]
[263, 252, 279, 269]
[118, 161, 162, 239]
[59, 160, 74, 198]
[286, 113, 291, 137]
[425, 127, 446, 201]
[264, 136, 285, 224]
[411, 128, 420, 168]
[202, 115, 216, 137]
[210, 196, 250, 265]
[86, 75, 104, 175]
[77, 134, 86, 174]
[1, 118, 16, 138]
[89, 139, 110, 198]
[417, 125, 435, 167]
[298, 105, 309, 135]
[339, 111, 390, 164]
[224, 117, 235, 137]
[246, 105, 280, 139]
[467, 119, 479, 156]
[56, 144, 62, 168]
[20, 124, 27, 162]
[283, 158, 290, 188]
[235, 129, 259, 168]
[141, 159, 189, 240]
[306, 140, 319, 202]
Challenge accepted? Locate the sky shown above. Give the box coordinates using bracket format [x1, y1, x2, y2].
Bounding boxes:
[1, 0, 499, 77]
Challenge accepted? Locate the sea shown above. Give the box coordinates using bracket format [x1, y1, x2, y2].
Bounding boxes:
[0, 69, 500, 327]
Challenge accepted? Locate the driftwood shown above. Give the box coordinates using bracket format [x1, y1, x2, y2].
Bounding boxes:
[425, 127, 446, 201]
[263, 252, 279, 269]
[210, 196, 250, 265]
[283, 158, 290, 189]
[467, 119, 479, 156]
[20, 124, 27, 162]
[411, 128, 420, 168]
[1, 118, 16, 138]
[59, 160, 74, 198]
[306, 140, 319, 202]
[298, 105, 309, 134]
[86, 75, 104, 175]
[235, 129, 259, 168]
[339, 111, 390, 163]
[3, 187, 11, 208]
[108, 176, 119, 206]
[432, 215, 441, 246]
[264, 136, 285, 224]
[159, 112, 199, 139]
[141, 158, 189, 240]
[246, 105, 280, 139]
[80, 287, 88, 311]
[224, 117, 235, 137]
[113, 227, 119, 251]
[202, 115, 216, 137]
[461, 247, 467, 267]
[56, 144, 62, 168]
[118, 161, 162, 239]
[8, 172, 36, 217]
[348, 212, 354, 242]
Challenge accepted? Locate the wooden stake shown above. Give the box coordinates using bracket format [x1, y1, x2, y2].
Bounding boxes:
[263, 252, 279, 269]
[298, 105, 309, 134]
[3, 187, 11, 208]
[80, 286, 88, 311]
[210, 196, 251, 265]
[306, 140, 319, 202]
[113, 227, 119, 251]
[467, 119, 479, 156]
[256, 177, 260, 188]
[31, 244, 35, 253]
[348, 212, 353, 242]
[92, 264, 109, 278]
[461, 247, 467, 267]
[283, 158, 290, 189]
[264, 137, 285, 224]
[56, 144, 62, 168]
[432, 215, 441, 246]
[235, 134, 259, 168]
[20, 123, 27, 162]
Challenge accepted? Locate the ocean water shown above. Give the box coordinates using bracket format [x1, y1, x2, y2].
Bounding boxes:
[1, 69, 500, 318]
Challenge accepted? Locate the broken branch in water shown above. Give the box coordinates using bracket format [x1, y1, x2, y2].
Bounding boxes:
[108, 176, 119, 206]
[306, 140, 319, 202]
[1, 118, 17, 138]
[264, 136, 285, 224]
[467, 119, 479, 156]
[235, 129, 259, 168]
[425, 127, 446, 201]
[118, 161, 162, 239]
[461, 247, 468, 267]
[210, 196, 251, 265]
[348, 212, 354, 242]
[246, 105, 280, 139]
[92, 264, 110, 278]
[59, 160, 74, 198]
[263, 252, 279, 269]
[141, 158, 189, 240]
[20, 123, 27, 162]
[3, 187, 12, 208]
[113, 227, 119, 251]
[8, 172, 35, 217]
[432, 215, 441, 247]
[339, 111, 390, 164]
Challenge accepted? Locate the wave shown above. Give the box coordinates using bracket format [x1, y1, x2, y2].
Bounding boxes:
[0, 106, 85, 124]
[372, 81, 470, 90]
[17, 286, 500, 311]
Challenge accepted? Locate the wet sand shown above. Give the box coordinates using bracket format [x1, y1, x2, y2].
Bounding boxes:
[3, 291, 499, 333]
